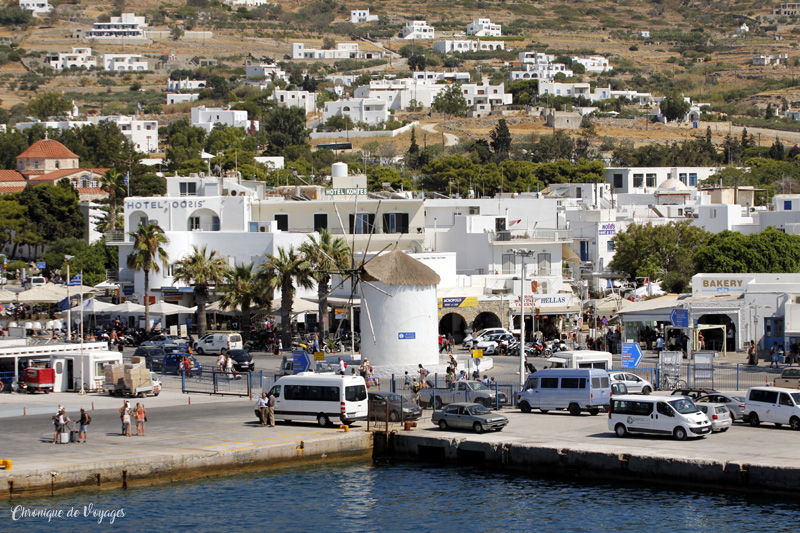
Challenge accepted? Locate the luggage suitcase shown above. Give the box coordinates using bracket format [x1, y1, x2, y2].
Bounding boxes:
[59, 431, 70, 444]
[70, 430, 81, 443]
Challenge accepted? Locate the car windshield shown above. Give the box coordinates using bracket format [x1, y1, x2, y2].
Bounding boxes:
[229, 350, 249, 359]
[731, 396, 745, 403]
[468, 382, 488, 391]
[468, 405, 491, 415]
[791, 393, 800, 405]
[668, 398, 699, 414]
[383, 393, 403, 402]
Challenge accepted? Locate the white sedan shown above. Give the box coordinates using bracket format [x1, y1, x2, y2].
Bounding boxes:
[609, 372, 654, 395]
[462, 328, 514, 349]
[474, 333, 516, 355]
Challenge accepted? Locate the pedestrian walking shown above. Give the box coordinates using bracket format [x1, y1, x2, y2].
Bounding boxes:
[403, 371, 411, 389]
[78, 407, 90, 443]
[52, 407, 68, 444]
[267, 390, 276, 427]
[218, 353, 226, 373]
[770, 342, 780, 368]
[418, 363, 429, 388]
[747, 340, 758, 366]
[135, 403, 146, 436]
[257, 392, 269, 426]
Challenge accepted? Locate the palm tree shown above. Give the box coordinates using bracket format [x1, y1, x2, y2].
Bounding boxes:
[99, 169, 127, 236]
[219, 263, 269, 341]
[257, 246, 314, 349]
[127, 222, 169, 330]
[299, 230, 351, 341]
[172, 245, 229, 337]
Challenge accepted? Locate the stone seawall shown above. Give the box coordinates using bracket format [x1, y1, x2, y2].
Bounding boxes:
[1, 432, 372, 498]
[383, 433, 800, 493]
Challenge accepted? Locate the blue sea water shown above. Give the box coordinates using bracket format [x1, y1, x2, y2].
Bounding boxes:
[2, 460, 798, 532]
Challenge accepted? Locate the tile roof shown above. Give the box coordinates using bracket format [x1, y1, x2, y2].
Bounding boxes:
[29, 168, 108, 183]
[16, 139, 80, 160]
[0, 170, 24, 182]
[0, 186, 26, 194]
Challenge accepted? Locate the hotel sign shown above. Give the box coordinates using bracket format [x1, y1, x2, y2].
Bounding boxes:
[326, 188, 368, 195]
[599, 223, 616, 236]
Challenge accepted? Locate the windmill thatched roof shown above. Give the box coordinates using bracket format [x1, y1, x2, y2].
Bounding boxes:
[363, 249, 441, 286]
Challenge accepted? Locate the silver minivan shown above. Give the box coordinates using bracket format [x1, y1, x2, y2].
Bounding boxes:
[516, 368, 611, 416]
[745, 387, 800, 430]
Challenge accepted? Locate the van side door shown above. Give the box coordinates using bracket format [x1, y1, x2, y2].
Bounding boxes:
[653, 402, 675, 434]
[777, 392, 795, 424]
[539, 376, 559, 409]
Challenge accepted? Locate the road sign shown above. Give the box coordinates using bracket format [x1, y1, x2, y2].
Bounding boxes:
[313, 352, 325, 361]
[472, 349, 484, 359]
[36, 262, 45, 269]
[292, 350, 310, 373]
[670, 308, 689, 328]
[601, 317, 608, 325]
[621, 342, 644, 368]
[398, 332, 416, 340]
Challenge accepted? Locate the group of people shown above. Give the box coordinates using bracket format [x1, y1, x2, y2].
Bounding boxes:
[51, 405, 90, 443]
[119, 400, 147, 437]
[438, 333, 455, 354]
[767, 341, 800, 368]
[216, 353, 241, 378]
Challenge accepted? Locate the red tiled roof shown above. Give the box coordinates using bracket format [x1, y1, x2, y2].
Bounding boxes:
[29, 168, 108, 183]
[16, 139, 79, 160]
[76, 187, 108, 194]
[0, 186, 26, 194]
[0, 170, 24, 182]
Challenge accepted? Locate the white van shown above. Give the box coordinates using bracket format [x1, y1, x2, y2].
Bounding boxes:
[23, 276, 46, 289]
[193, 333, 243, 355]
[608, 395, 712, 440]
[745, 387, 800, 430]
[545, 350, 613, 370]
[267, 373, 368, 427]
[516, 368, 611, 416]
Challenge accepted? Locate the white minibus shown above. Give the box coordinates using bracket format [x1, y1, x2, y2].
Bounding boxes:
[516, 368, 611, 416]
[608, 395, 711, 440]
[267, 372, 368, 427]
[545, 350, 613, 370]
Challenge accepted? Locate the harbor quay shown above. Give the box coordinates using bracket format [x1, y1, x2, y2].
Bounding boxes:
[2, 386, 800, 496]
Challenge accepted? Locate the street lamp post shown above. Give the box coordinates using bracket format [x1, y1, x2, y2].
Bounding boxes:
[510, 248, 535, 387]
[64, 255, 74, 341]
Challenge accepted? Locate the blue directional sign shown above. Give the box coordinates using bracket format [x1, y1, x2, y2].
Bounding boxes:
[670, 308, 689, 328]
[292, 350, 311, 373]
[621, 342, 644, 368]
[398, 332, 416, 340]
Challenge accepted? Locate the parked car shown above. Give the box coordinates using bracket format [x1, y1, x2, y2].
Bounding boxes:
[368, 391, 422, 422]
[419, 380, 507, 409]
[609, 395, 712, 440]
[474, 333, 516, 355]
[774, 367, 800, 389]
[228, 349, 254, 372]
[432, 402, 508, 433]
[695, 402, 732, 432]
[140, 334, 188, 347]
[745, 387, 800, 430]
[608, 372, 653, 395]
[670, 388, 718, 400]
[153, 353, 202, 376]
[462, 328, 514, 349]
[193, 333, 244, 355]
[23, 276, 46, 289]
[133, 346, 167, 369]
[696, 393, 747, 422]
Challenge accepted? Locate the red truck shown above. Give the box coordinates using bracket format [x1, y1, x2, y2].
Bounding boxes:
[23, 367, 55, 393]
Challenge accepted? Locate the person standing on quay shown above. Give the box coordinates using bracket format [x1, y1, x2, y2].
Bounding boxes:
[257, 392, 269, 426]
[79, 407, 90, 443]
[266, 390, 276, 427]
[135, 403, 146, 436]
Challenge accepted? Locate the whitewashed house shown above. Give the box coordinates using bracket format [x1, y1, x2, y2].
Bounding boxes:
[354, 79, 446, 110]
[466, 18, 501, 37]
[167, 78, 207, 92]
[291, 42, 382, 60]
[45, 48, 97, 70]
[86, 13, 148, 41]
[191, 106, 259, 133]
[19, 0, 52, 17]
[402, 20, 435, 39]
[571, 56, 612, 73]
[245, 62, 287, 80]
[102, 54, 148, 71]
[272, 90, 317, 114]
[166, 94, 199, 105]
[350, 9, 378, 23]
[433, 40, 505, 53]
[323, 98, 388, 126]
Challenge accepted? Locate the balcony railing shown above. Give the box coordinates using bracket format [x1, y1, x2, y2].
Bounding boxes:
[490, 228, 572, 242]
[103, 231, 130, 244]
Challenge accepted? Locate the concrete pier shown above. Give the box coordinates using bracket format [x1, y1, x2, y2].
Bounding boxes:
[384, 411, 800, 493]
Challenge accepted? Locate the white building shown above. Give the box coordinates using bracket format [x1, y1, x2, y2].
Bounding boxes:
[411, 71, 471, 83]
[245, 62, 287, 80]
[752, 54, 788, 66]
[775, 2, 800, 15]
[402, 20, 435, 39]
[509, 62, 573, 81]
[225, 0, 272, 5]
[166, 93, 199, 105]
[519, 51, 555, 64]
[350, 8, 378, 23]
[45, 48, 97, 70]
[19, 0, 52, 17]
[604, 167, 721, 194]
[323, 98, 388, 126]
[15, 115, 159, 153]
[538, 80, 612, 102]
[291, 42, 382, 60]
[86, 13, 148, 40]
[354, 79, 446, 110]
[433, 40, 505, 54]
[167, 78, 207, 92]
[466, 18, 501, 37]
[102, 53, 148, 71]
[571, 56, 612, 73]
[272, 90, 317, 114]
[191, 106, 259, 133]
[461, 83, 513, 108]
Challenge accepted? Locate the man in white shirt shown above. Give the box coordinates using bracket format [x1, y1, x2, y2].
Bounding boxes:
[338, 357, 346, 375]
[256, 393, 269, 426]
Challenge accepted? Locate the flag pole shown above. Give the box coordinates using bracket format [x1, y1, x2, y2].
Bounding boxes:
[79, 271, 85, 395]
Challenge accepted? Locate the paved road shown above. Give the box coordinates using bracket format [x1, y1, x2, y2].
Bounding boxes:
[421, 123, 459, 147]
